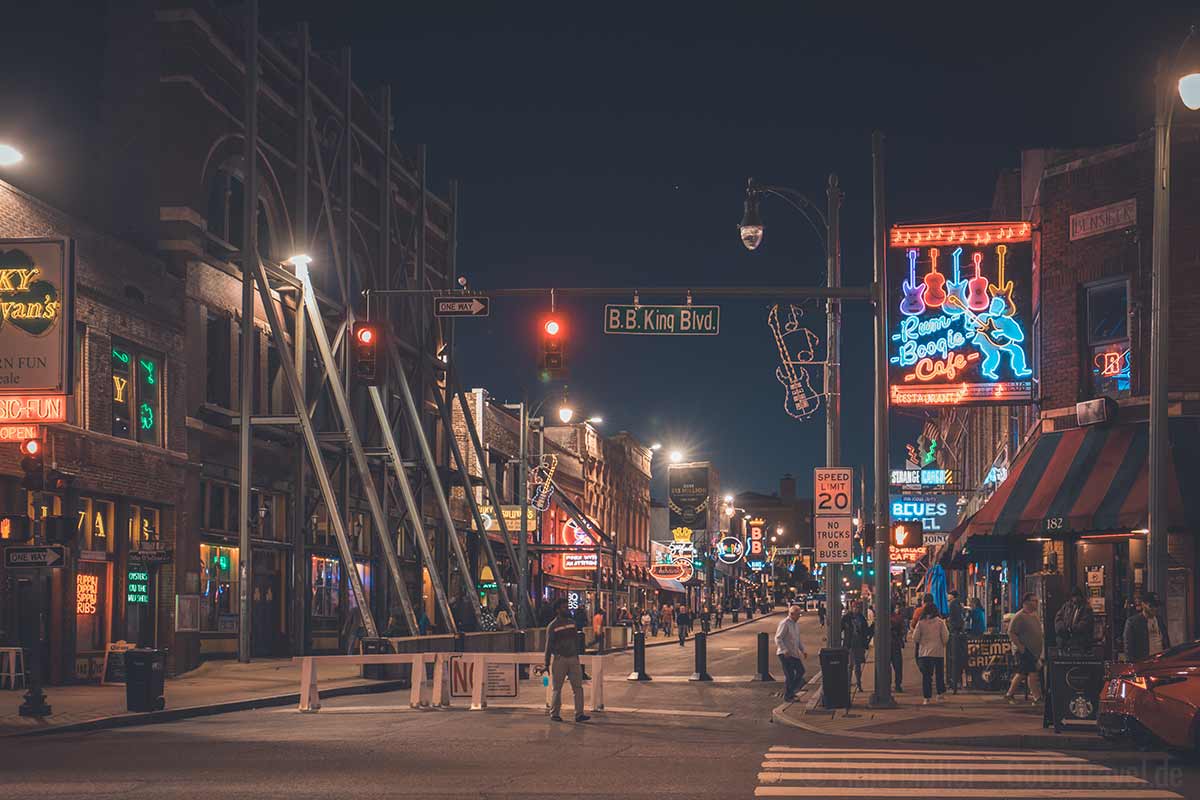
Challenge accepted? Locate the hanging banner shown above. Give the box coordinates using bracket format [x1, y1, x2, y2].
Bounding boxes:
[0, 238, 75, 396]
[668, 463, 710, 531]
[888, 223, 1034, 406]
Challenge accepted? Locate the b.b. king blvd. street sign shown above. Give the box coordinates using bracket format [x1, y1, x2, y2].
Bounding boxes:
[604, 304, 719, 335]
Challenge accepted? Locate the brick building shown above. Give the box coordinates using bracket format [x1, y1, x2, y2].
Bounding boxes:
[936, 130, 1200, 654]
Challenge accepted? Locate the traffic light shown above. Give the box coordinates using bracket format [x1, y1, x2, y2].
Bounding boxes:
[540, 315, 566, 377]
[19, 438, 43, 490]
[0, 514, 30, 543]
[352, 322, 380, 385]
[890, 520, 923, 548]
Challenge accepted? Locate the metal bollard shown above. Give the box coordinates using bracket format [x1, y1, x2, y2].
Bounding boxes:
[515, 629, 529, 680]
[732, 610, 739, 624]
[752, 631, 775, 682]
[688, 631, 713, 681]
[627, 631, 652, 681]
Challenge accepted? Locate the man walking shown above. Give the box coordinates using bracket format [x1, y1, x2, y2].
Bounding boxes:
[946, 589, 967, 693]
[841, 600, 872, 693]
[544, 599, 590, 723]
[775, 603, 808, 701]
[676, 604, 691, 646]
[661, 603, 673, 638]
[1006, 592, 1043, 705]
[889, 599, 907, 692]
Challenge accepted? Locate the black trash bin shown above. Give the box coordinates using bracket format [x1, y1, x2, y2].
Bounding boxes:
[360, 637, 395, 680]
[819, 648, 850, 709]
[125, 649, 166, 712]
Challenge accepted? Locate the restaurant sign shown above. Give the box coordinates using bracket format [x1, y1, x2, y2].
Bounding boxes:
[0, 239, 74, 395]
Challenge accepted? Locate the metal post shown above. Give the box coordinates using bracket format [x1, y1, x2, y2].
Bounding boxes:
[752, 631, 775, 682]
[518, 399, 530, 626]
[627, 630, 651, 681]
[19, 474, 50, 716]
[1148, 61, 1173, 609]
[824, 173, 842, 651]
[689, 631, 712, 681]
[291, 20, 310, 658]
[869, 131, 896, 708]
[237, 0, 258, 663]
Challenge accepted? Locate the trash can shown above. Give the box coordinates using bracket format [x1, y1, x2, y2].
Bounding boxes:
[819, 648, 850, 709]
[125, 649, 166, 712]
[360, 637, 395, 680]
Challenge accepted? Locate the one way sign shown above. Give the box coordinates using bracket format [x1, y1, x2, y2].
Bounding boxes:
[5, 544, 66, 569]
[433, 296, 490, 318]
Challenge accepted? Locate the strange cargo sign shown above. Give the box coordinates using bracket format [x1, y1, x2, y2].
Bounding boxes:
[0, 239, 74, 395]
[888, 223, 1033, 407]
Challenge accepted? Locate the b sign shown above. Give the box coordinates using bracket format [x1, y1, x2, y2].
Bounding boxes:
[813, 468, 853, 516]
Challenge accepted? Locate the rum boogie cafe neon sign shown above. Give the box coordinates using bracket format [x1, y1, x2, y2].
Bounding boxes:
[0, 239, 75, 395]
[888, 223, 1033, 407]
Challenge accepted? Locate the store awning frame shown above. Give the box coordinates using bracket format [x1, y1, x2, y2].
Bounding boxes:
[650, 575, 687, 594]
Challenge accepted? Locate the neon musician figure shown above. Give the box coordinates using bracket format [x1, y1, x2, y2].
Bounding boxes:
[943, 247, 968, 317]
[923, 247, 946, 308]
[968, 294, 1032, 380]
[900, 248, 927, 316]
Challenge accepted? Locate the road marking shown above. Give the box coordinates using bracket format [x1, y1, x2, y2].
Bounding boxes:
[755, 790, 1179, 798]
[759, 762, 1112, 772]
[768, 747, 1069, 756]
[763, 752, 1085, 762]
[758, 772, 1145, 784]
[280, 703, 730, 718]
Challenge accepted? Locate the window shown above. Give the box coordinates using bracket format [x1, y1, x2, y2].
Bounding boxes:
[311, 556, 340, 618]
[76, 497, 115, 553]
[205, 169, 273, 260]
[205, 480, 228, 532]
[111, 342, 163, 445]
[206, 312, 232, 407]
[1086, 280, 1131, 398]
[200, 543, 239, 632]
[351, 511, 371, 555]
[128, 505, 160, 550]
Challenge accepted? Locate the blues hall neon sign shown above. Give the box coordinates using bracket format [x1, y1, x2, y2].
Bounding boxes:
[888, 223, 1034, 406]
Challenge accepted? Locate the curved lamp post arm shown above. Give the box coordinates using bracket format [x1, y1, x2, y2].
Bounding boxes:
[747, 180, 829, 251]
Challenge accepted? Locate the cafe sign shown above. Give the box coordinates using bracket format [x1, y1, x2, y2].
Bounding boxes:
[0, 239, 74, 395]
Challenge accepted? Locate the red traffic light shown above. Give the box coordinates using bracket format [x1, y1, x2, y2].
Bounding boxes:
[20, 438, 39, 457]
[544, 319, 561, 336]
[356, 326, 376, 345]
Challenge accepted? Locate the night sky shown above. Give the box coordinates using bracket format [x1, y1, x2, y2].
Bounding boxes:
[2, 2, 1196, 503]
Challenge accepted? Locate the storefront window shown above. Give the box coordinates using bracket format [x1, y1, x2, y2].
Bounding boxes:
[311, 556, 340, 618]
[128, 505, 160, 550]
[200, 543, 239, 632]
[1087, 279, 1131, 399]
[75, 562, 107, 652]
[111, 341, 165, 445]
[349, 561, 372, 609]
[76, 497, 115, 553]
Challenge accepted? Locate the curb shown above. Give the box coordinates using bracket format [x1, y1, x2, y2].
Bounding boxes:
[3, 678, 408, 739]
[770, 701, 1118, 751]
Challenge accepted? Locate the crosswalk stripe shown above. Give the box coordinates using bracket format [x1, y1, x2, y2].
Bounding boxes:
[768, 747, 1068, 757]
[758, 772, 1146, 784]
[759, 762, 1113, 772]
[754, 788, 1181, 798]
[763, 752, 1084, 762]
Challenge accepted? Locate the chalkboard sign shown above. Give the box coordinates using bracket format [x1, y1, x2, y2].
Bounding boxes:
[101, 641, 137, 685]
[964, 634, 1014, 691]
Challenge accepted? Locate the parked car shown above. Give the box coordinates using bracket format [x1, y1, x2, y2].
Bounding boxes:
[1099, 640, 1200, 751]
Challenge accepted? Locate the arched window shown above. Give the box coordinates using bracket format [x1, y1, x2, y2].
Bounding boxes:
[205, 167, 274, 261]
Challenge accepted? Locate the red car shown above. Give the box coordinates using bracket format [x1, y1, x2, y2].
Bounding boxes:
[1100, 640, 1200, 751]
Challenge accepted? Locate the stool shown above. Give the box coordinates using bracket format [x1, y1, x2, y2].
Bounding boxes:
[0, 647, 26, 689]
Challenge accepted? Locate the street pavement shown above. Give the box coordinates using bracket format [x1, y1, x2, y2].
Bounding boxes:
[1, 613, 1197, 799]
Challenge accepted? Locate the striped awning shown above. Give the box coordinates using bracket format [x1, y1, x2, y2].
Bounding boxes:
[957, 419, 1200, 554]
[650, 575, 686, 594]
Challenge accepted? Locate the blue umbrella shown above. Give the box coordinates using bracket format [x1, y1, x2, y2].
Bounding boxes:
[926, 564, 949, 616]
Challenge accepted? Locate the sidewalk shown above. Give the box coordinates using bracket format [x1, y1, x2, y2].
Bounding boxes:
[0, 657, 402, 737]
[773, 642, 1115, 749]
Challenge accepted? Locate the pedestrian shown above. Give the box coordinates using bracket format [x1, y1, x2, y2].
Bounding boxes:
[911, 592, 934, 631]
[700, 604, 712, 634]
[417, 607, 431, 636]
[840, 599, 872, 692]
[889, 600, 907, 692]
[774, 604, 808, 701]
[676, 604, 691, 646]
[640, 608, 651, 636]
[1054, 586, 1095, 652]
[1005, 592, 1044, 705]
[715, 603, 725, 629]
[592, 606, 605, 648]
[544, 599, 590, 723]
[817, 600, 826, 628]
[946, 589, 966, 693]
[649, 605, 660, 637]
[1123, 592, 1170, 662]
[912, 600, 949, 704]
[967, 597, 986, 634]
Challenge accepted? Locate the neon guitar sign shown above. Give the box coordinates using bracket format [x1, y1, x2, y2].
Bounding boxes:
[767, 304, 822, 420]
[889, 223, 1034, 406]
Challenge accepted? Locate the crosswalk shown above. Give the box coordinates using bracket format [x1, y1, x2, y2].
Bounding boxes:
[754, 747, 1183, 798]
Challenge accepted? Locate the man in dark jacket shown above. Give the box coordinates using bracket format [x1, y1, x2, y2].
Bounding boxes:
[889, 601, 907, 692]
[1123, 593, 1171, 662]
[1054, 587, 1095, 652]
[544, 599, 590, 723]
[841, 600, 872, 692]
[946, 590, 967, 692]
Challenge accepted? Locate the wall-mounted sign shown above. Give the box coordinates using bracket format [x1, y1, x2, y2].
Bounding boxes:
[126, 569, 150, 604]
[746, 558, 768, 572]
[472, 504, 538, 534]
[671, 526, 694, 543]
[745, 517, 766, 561]
[560, 518, 599, 571]
[649, 562, 687, 581]
[668, 464, 710, 531]
[890, 468, 955, 490]
[604, 304, 720, 335]
[0, 395, 65, 423]
[890, 545, 926, 564]
[0, 423, 37, 441]
[77, 573, 99, 614]
[889, 494, 960, 532]
[888, 223, 1033, 406]
[0, 239, 74, 395]
[1069, 198, 1136, 242]
[715, 536, 745, 565]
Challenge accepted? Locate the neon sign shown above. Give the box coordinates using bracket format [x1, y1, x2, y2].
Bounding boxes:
[889, 224, 1034, 406]
[77, 573, 99, 615]
[716, 535, 745, 565]
[560, 518, 599, 571]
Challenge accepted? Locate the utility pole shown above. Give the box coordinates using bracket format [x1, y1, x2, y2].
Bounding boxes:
[518, 398, 531, 627]
[870, 131, 896, 708]
[824, 173, 843, 650]
[237, 0, 258, 663]
[18, 441, 50, 717]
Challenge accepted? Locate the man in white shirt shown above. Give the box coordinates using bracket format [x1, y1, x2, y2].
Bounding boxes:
[775, 604, 808, 701]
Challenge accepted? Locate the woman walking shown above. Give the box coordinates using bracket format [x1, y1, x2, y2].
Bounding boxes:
[911, 601, 949, 705]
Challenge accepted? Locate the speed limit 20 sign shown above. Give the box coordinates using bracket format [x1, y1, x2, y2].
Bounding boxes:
[813, 468, 853, 516]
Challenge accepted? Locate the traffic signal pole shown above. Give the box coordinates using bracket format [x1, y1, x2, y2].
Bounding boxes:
[824, 175, 843, 653]
[19, 434, 50, 717]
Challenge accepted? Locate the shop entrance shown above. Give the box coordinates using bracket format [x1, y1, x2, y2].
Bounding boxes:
[252, 550, 283, 657]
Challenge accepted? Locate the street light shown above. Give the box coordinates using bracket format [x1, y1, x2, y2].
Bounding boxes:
[668, 450, 684, 464]
[558, 405, 575, 423]
[739, 191, 764, 250]
[0, 144, 24, 167]
[650, 442, 662, 451]
[586, 416, 603, 424]
[724, 494, 734, 504]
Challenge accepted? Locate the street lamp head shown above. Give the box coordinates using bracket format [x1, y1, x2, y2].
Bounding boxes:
[650, 442, 662, 451]
[739, 186, 764, 251]
[668, 450, 683, 464]
[724, 494, 734, 504]
[1180, 72, 1200, 110]
[0, 144, 23, 167]
[586, 416, 603, 424]
[775, 525, 783, 536]
[558, 405, 575, 424]
[287, 253, 312, 279]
